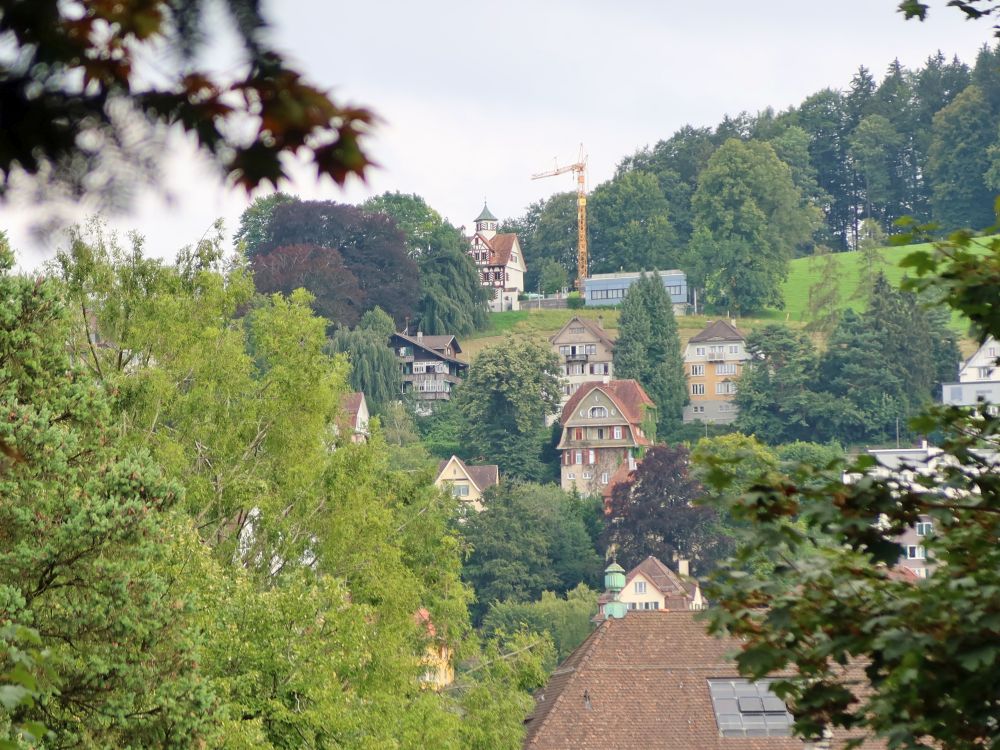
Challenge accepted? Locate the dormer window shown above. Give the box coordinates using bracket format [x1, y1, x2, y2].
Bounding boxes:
[589, 406, 608, 418]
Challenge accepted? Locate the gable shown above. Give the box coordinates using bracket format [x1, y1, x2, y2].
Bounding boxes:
[563, 388, 627, 427]
[550, 316, 615, 349]
[436, 456, 475, 488]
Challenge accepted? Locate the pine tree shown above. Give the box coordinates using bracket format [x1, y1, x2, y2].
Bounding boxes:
[804, 246, 842, 334]
[612, 273, 687, 433]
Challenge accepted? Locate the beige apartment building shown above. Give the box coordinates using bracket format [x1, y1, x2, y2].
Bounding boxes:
[682, 319, 749, 425]
[549, 316, 615, 402]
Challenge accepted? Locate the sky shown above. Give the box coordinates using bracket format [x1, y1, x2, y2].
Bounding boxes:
[3, 0, 996, 269]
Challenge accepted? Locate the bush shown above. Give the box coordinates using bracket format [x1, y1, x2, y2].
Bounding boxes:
[566, 291, 584, 309]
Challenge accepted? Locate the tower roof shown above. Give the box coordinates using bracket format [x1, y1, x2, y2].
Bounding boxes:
[475, 202, 497, 222]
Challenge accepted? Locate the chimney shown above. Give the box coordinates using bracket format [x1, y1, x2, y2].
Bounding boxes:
[416, 330, 423, 342]
[678, 559, 690, 577]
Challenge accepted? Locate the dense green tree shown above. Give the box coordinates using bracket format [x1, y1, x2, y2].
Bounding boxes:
[589, 170, 677, 273]
[927, 84, 998, 231]
[774, 441, 844, 470]
[849, 114, 904, 222]
[851, 218, 890, 302]
[601, 444, 729, 574]
[362, 192, 490, 336]
[328, 322, 402, 416]
[1, 241, 219, 745]
[461, 483, 602, 623]
[503, 193, 578, 292]
[537, 258, 569, 294]
[481, 585, 599, 661]
[453, 338, 562, 482]
[767, 125, 833, 249]
[804, 246, 843, 334]
[690, 139, 820, 312]
[611, 273, 686, 432]
[234, 192, 295, 258]
[734, 324, 825, 444]
[690, 434, 780, 497]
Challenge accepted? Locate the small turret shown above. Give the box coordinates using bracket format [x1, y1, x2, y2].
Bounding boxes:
[475, 202, 498, 239]
[603, 562, 627, 619]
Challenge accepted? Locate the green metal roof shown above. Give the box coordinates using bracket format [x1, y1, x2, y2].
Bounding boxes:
[475, 202, 497, 222]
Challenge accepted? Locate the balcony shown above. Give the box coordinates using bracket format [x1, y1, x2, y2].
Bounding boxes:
[565, 352, 590, 363]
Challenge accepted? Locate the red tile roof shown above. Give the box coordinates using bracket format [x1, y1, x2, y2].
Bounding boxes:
[523, 611, 883, 750]
[689, 319, 746, 344]
[559, 380, 655, 427]
[487, 233, 520, 267]
[340, 392, 365, 423]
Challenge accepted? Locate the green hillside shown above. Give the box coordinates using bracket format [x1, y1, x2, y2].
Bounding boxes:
[781, 238, 993, 332]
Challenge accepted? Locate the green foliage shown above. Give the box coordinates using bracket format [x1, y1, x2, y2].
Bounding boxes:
[1, 239, 219, 745]
[589, 170, 677, 273]
[453, 338, 562, 481]
[234, 192, 295, 258]
[481, 585, 599, 661]
[461, 483, 603, 624]
[691, 433, 780, 497]
[328, 321, 402, 415]
[691, 139, 821, 313]
[612, 273, 686, 432]
[804, 246, 842, 334]
[566, 291, 584, 309]
[537, 258, 569, 295]
[704, 215, 1000, 747]
[363, 192, 490, 336]
[774, 441, 844, 470]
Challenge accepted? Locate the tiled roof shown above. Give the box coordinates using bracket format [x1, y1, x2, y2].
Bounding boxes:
[391, 332, 467, 367]
[487, 233, 519, 267]
[523, 611, 883, 750]
[549, 316, 615, 349]
[689, 319, 746, 344]
[416, 334, 462, 354]
[436, 456, 499, 493]
[626, 555, 699, 603]
[560, 380, 655, 426]
[340, 392, 365, 423]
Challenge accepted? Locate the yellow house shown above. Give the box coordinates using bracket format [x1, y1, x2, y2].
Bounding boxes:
[434, 455, 499, 512]
[415, 608, 455, 690]
[682, 319, 749, 425]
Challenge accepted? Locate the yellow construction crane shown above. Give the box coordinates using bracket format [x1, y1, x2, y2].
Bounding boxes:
[532, 144, 588, 292]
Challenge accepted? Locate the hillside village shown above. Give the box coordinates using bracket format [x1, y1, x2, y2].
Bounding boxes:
[4, 4, 1000, 749]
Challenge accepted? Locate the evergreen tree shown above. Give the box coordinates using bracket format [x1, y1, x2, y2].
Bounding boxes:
[612, 273, 687, 433]
[804, 246, 842, 334]
[927, 84, 997, 231]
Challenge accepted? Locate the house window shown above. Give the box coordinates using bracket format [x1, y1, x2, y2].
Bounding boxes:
[567, 472, 576, 480]
[980, 367, 994, 379]
[613, 426, 622, 440]
[695, 347, 706, 356]
[729, 345, 740, 354]
[692, 383, 706, 395]
[716, 381, 737, 395]
[582, 471, 593, 480]
[588, 449, 596, 465]
[575, 428, 583, 441]
[569, 326, 584, 334]
[691, 364, 705, 376]
[716, 363, 738, 375]
[915, 521, 933, 536]
[627, 602, 638, 610]
[641, 602, 659, 610]
[707, 679, 793, 738]
[693, 405, 705, 413]
[575, 451, 583, 465]
[559, 345, 571, 355]
[451, 484, 469, 497]
[600, 472, 609, 484]
[596, 428, 605, 440]
[585, 344, 597, 355]
[634, 581, 647, 594]
[589, 406, 608, 418]
[907, 545, 926, 560]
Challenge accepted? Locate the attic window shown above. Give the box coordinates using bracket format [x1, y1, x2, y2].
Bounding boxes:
[589, 406, 608, 418]
[707, 679, 793, 737]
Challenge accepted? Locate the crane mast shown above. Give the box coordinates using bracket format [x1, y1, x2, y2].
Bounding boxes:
[531, 144, 588, 292]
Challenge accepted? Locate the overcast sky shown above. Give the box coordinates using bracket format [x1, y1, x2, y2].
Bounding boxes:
[3, 0, 995, 269]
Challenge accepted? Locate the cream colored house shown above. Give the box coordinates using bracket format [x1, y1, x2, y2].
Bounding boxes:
[434, 455, 499, 512]
[467, 202, 526, 312]
[682, 319, 749, 425]
[618, 556, 704, 612]
[549, 316, 615, 403]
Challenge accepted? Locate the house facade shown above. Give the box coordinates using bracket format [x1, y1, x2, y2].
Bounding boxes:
[583, 270, 688, 315]
[682, 319, 749, 425]
[468, 203, 526, 312]
[596, 556, 704, 620]
[338, 392, 370, 443]
[390, 331, 467, 408]
[434, 455, 499, 513]
[556, 380, 655, 495]
[940, 335, 1000, 411]
[548, 316, 615, 402]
